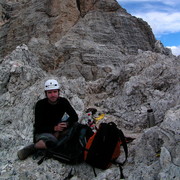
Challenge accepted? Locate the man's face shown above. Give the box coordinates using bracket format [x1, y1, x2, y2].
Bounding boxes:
[46, 89, 59, 103]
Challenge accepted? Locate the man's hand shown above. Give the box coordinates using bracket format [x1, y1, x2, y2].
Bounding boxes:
[54, 122, 68, 132]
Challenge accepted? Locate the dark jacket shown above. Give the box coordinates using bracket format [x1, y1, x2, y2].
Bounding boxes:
[33, 97, 78, 135]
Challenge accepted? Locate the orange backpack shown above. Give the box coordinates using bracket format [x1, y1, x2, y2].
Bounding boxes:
[84, 122, 128, 178]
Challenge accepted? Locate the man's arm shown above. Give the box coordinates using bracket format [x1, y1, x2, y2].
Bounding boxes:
[54, 99, 78, 132]
[64, 99, 78, 126]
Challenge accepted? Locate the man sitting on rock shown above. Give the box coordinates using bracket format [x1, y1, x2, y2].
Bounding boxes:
[17, 79, 78, 160]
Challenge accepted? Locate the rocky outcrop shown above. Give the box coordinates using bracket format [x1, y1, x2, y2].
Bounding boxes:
[0, 0, 179, 179]
[0, 0, 159, 70]
[126, 105, 180, 180]
[1, 44, 179, 180]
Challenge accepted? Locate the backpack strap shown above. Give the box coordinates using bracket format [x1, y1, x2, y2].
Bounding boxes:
[111, 160, 125, 179]
[118, 129, 128, 164]
[115, 128, 128, 179]
[107, 122, 128, 164]
[92, 166, 97, 177]
[118, 163, 125, 179]
[63, 168, 73, 180]
[108, 122, 128, 179]
[37, 154, 48, 165]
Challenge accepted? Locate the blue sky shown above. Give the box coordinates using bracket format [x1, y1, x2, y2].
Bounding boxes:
[117, 0, 180, 56]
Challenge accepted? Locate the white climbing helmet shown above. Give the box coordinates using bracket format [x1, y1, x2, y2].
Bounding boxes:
[44, 79, 60, 91]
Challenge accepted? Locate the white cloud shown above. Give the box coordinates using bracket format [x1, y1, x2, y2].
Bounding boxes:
[167, 46, 180, 56]
[118, 1, 180, 36]
[118, 0, 180, 54]
[134, 12, 180, 36]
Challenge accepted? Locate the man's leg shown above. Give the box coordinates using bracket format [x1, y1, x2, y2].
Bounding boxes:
[17, 133, 58, 160]
[35, 133, 58, 149]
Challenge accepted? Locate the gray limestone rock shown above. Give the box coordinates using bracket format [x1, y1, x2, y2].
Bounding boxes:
[0, 0, 179, 179]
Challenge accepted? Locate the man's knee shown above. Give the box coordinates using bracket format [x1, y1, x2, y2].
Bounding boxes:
[35, 140, 47, 149]
[34, 133, 59, 149]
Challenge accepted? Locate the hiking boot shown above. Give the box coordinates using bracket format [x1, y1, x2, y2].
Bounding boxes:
[17, 144, 36, 160]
